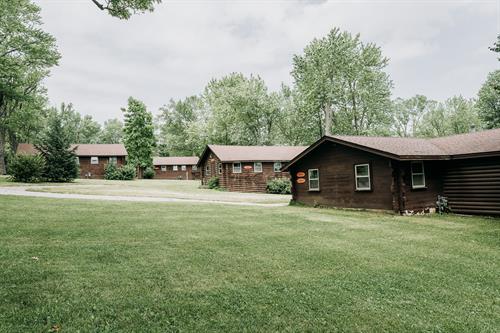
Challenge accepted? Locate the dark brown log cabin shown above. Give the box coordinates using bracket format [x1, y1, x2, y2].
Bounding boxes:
[153, 156, 200, 180]
[284, 129, 500, 216]
[198, 145, 307, 192]
[16, 143, 127, 179]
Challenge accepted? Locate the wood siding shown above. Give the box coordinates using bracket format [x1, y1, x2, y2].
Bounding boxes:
[154, 165, 199, 180]
[78, 156, 125, 179]
[199, 150, 290, 193]
[443, 157, 500, 215]
[289, 141, 394, 210]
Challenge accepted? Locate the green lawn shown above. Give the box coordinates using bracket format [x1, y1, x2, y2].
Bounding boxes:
[0, 196, 498, 332]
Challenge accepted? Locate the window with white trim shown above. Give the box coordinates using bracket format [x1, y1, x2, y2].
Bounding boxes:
[173, 165, 178, 171]
[76, 157, 80, 165]
[109, 156, 117, 165]
[233, 162, 242, 173]
[192, 165, 197, 171]
[308, 169, 319, 191]
[254, 162, 262, 173]
[181, 165, 186, 171]
[205, 164, 210, 176]
[90, 156, 99, 165]
[161, 165, 167, 172]
[218, 162, 222, 174]
[355, 164, 371, 190]
[411, 161, 426, 189]
[273, 162, 282, 172]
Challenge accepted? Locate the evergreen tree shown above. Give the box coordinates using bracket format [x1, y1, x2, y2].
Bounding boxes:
[35, 115, 78, 182]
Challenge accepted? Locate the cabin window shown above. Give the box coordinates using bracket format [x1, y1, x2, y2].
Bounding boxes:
[205, 164, 210, 176]
[173, 165, 178, 171]
[233, 162, 242, 173]
[90, 156, 99, 165]
[218, 162, 222, 174]
[254, 162, 263, 173]
[308, 169, 319, 191]
[192, 165, 197, 171]
[355, 164, 371, 191]
[109, 156, 117, 165]
[181, 165, 186, 171]
[161, 165, 167, 172]
[411, 161, 426, 189]
[273, 162, 282, 172]
[76, 157, 80, 165]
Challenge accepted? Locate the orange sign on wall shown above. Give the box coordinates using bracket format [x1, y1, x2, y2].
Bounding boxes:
[297, 178, 306, 184]
[243, 165, 253, 170]
[297, 172, 306, 178]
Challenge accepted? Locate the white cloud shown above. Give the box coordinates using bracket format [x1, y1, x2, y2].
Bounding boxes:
[35, 0, 499, 122]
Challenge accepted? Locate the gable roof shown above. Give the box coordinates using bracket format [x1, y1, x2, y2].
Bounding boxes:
[283, 129, 500, 171]
[199, 145, 308, 164]
[17, 143, 127, 157]
[153, 156, 199, 166]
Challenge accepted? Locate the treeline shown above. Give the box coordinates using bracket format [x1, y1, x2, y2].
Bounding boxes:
[1, 1, 499, 174]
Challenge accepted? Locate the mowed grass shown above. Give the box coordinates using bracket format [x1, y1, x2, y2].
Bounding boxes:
[0, 196, 499, 332]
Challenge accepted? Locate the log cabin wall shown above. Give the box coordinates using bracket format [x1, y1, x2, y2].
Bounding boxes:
[78, 156, 125, 179]
[442, 156, 500, 215]
[154, 165, 198, 180]
[289, 141, 394, 210]
[219, 162, 290, 193]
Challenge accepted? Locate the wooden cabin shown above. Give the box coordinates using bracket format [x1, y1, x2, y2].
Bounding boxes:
[152, 156, 200, 180]
[198, 145, 307, 192]
[16, 143, 127, 179]
[283, 129, 500, 216]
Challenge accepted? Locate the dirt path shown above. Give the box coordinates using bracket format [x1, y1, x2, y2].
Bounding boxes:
[0, 186, 288, 207]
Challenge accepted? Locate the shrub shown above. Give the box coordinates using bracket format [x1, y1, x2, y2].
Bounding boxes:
[143, 167, 155, 179]
[266, 178, 291, 194]
[104, 163, 136, 180]
[8, 154, 45, 183]
[207, 176, 219, 189]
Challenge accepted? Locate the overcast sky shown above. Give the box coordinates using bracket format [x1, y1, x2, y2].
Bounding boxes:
[36, 0, 499, 123]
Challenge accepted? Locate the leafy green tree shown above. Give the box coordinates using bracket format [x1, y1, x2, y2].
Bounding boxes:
[477, 70, 500, 129]
[292, 28, 393, 137]
[100, 118, 123, 144]
[490, 34, 500, 60]
[79, 115, 102, 144]
[46, 103, 103, 143]
[391, 95, 432, 137]
[90, 0, 161, 19]
[122, 97, 155, 176]
[0, 0, 60, 174]
[35, 115, 79, 182]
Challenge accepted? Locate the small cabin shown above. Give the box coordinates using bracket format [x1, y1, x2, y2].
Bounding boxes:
[197, 145, 307, 192]
[283, 129, 500, 216]
[152, 156, 200, 180]
[16, 143, 127, 179]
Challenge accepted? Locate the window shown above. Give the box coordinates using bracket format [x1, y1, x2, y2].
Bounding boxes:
[233, 162, 242, 173]
[218, 162, 222, 174]
[181, 165, 186, 171]
[205, 164, 210, 176]
[76, 157, 80, 165]
[355, 164, 371, 190]
[411, 161, 426, 189]
[308, 169, 320, 191]
[273, 162, 282, 172]
[90, 156, 99, 165]
[109, 156, 117, 165]
[161, 165, 167, 172]
[254, 162, 263, 173]
[192, 165, 197, 171]
[173, 165, 178, 171]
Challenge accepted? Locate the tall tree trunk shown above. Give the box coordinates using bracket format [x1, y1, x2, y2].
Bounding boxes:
[0, 127, 6, 175]
[324, 104, 333, 136]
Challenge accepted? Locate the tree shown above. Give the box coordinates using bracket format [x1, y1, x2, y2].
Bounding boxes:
[35, 115, 79, 182]
[100, 118, 123, 144]
[90, 0, 161, 19]
[490, 34, 500, 60]
[391, 95, 431, 137]
[46, 103, 103, 143]
[122, 97, 155, 176]
[292, 28, 393, 138]
[0, 0, 60, 174]
[477, 70, 500, 129]
[79, 115, 102, 144]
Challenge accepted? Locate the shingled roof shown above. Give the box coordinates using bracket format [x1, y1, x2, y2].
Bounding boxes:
[199, 145, 308, 164]
[17, 143, 127, 156]
[284, 128, 500, 170]
[153, 156, 199, 166]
